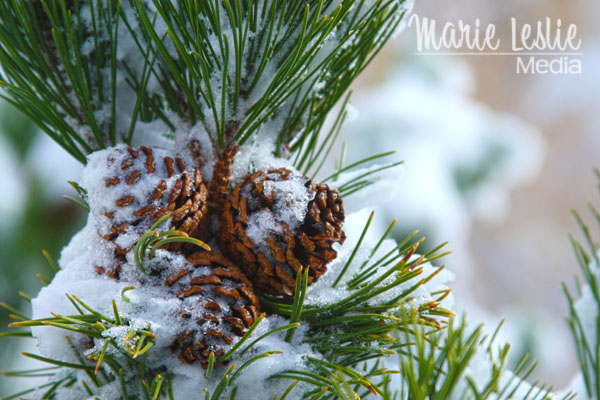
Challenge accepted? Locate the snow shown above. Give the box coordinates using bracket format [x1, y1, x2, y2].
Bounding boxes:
[245, 209, 279, 246]
[574, 285, 599, 358]
[563, 373, 586, 400]
[230, 137, 295, 185]
[245, 172, 314, 247]
[461, 350, 547, 400]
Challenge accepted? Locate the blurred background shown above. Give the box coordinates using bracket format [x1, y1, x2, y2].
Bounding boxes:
[343, 0, 600, 388]
[0, 0, 598, 393]
[0, 101, 85, 394]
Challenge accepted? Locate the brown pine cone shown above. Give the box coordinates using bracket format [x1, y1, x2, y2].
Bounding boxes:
[84, 145, 209, 278]
[165, 251, 260, 368]
[219, 168, 345, 297]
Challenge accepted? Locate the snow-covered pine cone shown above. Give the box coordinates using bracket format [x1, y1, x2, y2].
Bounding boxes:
[83, 145, 209, 279]
[165, 251, 260, 368]
[219, 168, 346, 297]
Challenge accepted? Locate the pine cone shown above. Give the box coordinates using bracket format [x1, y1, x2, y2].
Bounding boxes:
[219, 168, 345, 297]
[85, 145, 209, 278]
[165, 251, 260, 368]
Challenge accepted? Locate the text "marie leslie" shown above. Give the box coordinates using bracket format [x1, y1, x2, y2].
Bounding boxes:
[408, 15, 581, 52]
[408, 15, 583, 74]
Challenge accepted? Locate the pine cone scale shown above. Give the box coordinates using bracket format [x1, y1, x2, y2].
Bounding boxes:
[168, 250, 260, 368]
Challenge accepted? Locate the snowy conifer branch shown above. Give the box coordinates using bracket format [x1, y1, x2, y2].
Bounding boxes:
[0, 0, 410, 162]
[132, 0, 408, 150]
[0, 213, 453, 399]
[0, 289, 295, 399]
[256, 223, 454, 387]
[395, 317, 576, 400]
[563, 169, 600, 400]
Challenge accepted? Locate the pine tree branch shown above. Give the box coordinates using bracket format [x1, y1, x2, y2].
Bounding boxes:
[0, 0, 410, 162]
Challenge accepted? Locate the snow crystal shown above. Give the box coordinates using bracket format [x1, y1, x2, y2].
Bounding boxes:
[245, 209, 280, 247]
[230, 136, 295, 184]
[245, 172, 314, 247]
[345, 103, 360, 123]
